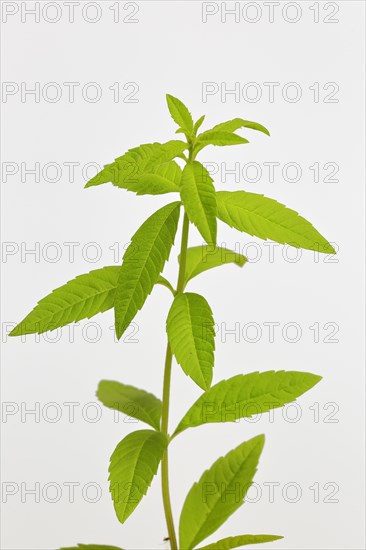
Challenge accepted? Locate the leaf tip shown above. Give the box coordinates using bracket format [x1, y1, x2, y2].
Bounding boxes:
[311, 373, 323, 386]
[252, 433, 266, 451]
[114, 322, 124, 342]
[9, 320, 30, 337]
[237, 256, 248, 267]
[166, 93, 174, 104]
[8, 326, 20, 337]
[318, 240, 336, 255]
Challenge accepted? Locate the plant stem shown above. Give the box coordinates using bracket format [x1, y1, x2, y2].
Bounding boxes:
[161, 212, 190, 549]
[161, 344, 177, 549]
[176, 213, 190, 294]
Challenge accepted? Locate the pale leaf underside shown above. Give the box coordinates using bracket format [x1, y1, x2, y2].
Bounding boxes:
[97, 380, 162, 430]
[181, 245, 247, 286]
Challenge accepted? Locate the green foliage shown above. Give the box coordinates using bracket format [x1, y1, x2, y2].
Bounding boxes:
[196, 130, 249, 147]
[85, 141, 186, 194]
[166, 94, 194, 136]
[193, 115, 206, 134]
[174, 371, 322, 435]
[12, 95, 335, 549]
[193, 117, 269, 156]
[211, 117, 270, 136]
[196, 535, 283, 550]
[130, 161, 182, 195]
[115, 201, 181, 339]
[97, 381, 162, 430]
[180, 161, 217, 245]
[167, 292, 215, 390]
[156, 275, 176, 295]
[10, 267, 175, 338]
[217, 190, 335, 253]
[179, 435, 265, 550]
[181, 245, 247, 286]
[109, 430, 167, 523]
[59, 545, 123, 550]
[10, 266, 120, 336]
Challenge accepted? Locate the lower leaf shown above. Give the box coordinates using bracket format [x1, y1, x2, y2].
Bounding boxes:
[196, 534, 283, 550]
[59, 546, 124, 550]
[179, 435, 265, 550]
[109, 430, 167, 523]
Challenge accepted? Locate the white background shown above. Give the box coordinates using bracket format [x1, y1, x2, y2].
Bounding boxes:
[1, 1, 365, 549]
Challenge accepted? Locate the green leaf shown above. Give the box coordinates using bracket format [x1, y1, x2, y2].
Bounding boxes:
[156, 275, 176, 296]
[179, 435, 265, 550]
[211, 118, 270, 136]
[115, 201, 181, 340]
[167, 292, 215, 391]
[59, 545, 123, 550]
[196, 534, 283, 550]
[109, 430, 167, 524]
[193, 115, 206, 135]
[97, 380, 162, 430]
[181, 245, 247, 286]
[174, 371, 322, 436]
[166, 94, 194, 134]
[131, 161, 181, 195]
[216, 191, 336, 254]
[10, 265, 179, 337]
[10, 266, 120, 336]
[85, 141, 186, 193]
[197, 130, 249, 147]
[180, 161, 217, 245]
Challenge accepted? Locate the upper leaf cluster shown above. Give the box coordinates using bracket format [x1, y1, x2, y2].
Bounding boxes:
[12, 94, 335, 340]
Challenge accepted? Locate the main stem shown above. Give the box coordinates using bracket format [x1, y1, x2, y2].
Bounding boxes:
[161, 212, 190, 550]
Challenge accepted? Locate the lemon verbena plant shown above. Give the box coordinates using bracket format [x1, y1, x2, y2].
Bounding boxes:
[10, 95, 336, 550]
